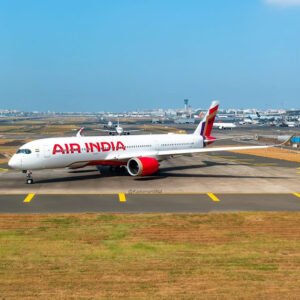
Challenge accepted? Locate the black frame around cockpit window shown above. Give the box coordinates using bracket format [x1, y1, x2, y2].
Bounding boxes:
[16, 149, 32, 154]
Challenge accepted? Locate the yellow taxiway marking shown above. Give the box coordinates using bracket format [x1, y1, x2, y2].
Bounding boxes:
[293, 193, 300, 198]
[23, 193, 35, 203]
[0, 168, 8, 172]
[207, 193, 220, 202]
[119, 193, 126, 202]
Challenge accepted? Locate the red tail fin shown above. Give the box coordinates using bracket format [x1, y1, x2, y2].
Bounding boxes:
[194, 101, 219, 140]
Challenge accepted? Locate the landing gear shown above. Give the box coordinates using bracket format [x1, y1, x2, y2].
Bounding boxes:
[26, 178, 34, 184]
[24, 170, 34, 184]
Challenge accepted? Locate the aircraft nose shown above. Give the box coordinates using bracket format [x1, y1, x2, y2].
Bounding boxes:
[8, 155, 22, 169]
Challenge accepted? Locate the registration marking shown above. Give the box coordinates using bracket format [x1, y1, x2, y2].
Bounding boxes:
[119, 193, 126, 202]
[24, 193, 35, 203]
[207, 193, 220, 202]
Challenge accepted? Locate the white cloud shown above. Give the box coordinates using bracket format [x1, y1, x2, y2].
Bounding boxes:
[265, 0, 300, 6]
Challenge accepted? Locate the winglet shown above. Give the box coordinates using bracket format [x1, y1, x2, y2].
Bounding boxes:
[76, 127, 84, 137]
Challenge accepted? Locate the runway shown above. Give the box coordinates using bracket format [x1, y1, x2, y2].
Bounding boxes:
[1, 193, 300, 213]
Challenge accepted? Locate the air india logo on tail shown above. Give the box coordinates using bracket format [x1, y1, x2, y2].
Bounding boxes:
[200, 104, 219, 137]
[52, 141, 126, 155]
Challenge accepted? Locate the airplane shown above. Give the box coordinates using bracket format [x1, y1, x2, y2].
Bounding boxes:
[255, 112, 284, 122]
[213, 122, 237, 130]
[8, 101, 272, 184]
[239, 112, 281, 125]
[284, 121, 297, 128]
[238, 117, 260, 125]
[103, 121, 116, 129]
[97, 120, 143, 135]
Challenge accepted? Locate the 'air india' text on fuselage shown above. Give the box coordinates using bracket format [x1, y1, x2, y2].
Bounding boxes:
[52, 141, 126, 155]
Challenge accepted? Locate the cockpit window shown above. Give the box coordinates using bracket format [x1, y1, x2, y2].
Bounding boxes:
[16, 149, 31, 154]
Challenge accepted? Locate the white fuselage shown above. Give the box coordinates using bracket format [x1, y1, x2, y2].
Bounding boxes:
[213, 122, 236, 129]
[9, 133, 203, 170]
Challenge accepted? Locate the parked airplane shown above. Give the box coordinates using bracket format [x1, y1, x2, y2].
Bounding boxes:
[239, 118, 260, 125]
[9, 101, 271, 184]
[213, 122, 236, 130]
[103, 121, 116, 129]
[97, 120, 142, 135]
[239, 112, 281, 125]
[284, 121, 297, 128]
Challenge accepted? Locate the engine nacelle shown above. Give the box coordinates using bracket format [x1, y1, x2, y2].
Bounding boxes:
[127, 157, 159, 176]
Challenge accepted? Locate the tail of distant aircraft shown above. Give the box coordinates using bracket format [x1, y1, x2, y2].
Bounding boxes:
[194, 101, 219, 142]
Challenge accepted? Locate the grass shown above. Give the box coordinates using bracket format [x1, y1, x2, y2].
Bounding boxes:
[0, 213, 300, 299]
[230, 147, 300, 163]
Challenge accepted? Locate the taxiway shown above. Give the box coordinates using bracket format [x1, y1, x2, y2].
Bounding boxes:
[0, 151, 299, 213]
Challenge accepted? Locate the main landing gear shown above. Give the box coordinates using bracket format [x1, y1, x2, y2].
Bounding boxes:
[23, 170, 34, 184]
[110, 166, 127, 174]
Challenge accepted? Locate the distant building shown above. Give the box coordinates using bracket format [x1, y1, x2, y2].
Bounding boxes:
[174, 118, 195, 124]
[286, 110, 300, 117]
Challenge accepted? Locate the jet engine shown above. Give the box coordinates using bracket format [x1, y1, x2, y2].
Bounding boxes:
[127, 157, 159, 176]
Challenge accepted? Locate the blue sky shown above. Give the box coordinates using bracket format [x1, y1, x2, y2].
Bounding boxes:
[0, 0, 299, 111]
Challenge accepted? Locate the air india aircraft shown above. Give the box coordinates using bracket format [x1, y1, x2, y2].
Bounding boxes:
[8, 101, 270, 184]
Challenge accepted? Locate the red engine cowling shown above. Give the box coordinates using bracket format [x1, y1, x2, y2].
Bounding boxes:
[127, 157, 159, 176]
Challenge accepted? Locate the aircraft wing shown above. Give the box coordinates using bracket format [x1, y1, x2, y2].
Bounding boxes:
[122, 129, 144, 134]
[106, 145, 272, 161]
[95, 129, 112, 132]
[106, 151, 157, 161]
[156, 145, 271, 157]
[127, 129, 144, 132]
[204, 136, 250, 143]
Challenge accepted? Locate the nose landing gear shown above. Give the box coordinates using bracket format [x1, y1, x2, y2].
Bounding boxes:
[23, 170, 34, 184]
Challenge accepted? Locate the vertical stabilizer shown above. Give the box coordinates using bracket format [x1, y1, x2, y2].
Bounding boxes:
[194, 101, 219, 139]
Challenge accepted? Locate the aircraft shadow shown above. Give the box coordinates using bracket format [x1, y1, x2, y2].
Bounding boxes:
[161, 161, 233, 172]
[35, 160, 287, 184]
[36, 172, 287, 184]
[68, 169, 99, 174]
[36, 174, 102, 184]
[135, 173, 287, 181]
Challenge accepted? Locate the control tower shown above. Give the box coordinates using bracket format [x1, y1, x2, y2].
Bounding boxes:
[184, 99, 189, 113]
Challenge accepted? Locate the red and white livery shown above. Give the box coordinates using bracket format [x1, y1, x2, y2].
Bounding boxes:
[8, 101, 270, 184]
